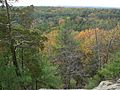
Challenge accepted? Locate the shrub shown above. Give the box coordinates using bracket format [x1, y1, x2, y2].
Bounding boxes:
[86, 51, 120, 89]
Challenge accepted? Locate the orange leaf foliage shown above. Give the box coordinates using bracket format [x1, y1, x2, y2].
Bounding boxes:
[43, 30, 59, 54]
[74, 28, 119, 55]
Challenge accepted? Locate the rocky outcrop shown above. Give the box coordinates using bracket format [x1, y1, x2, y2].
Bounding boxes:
[39, 79, 120, 90]
[93, 79, 120, 90]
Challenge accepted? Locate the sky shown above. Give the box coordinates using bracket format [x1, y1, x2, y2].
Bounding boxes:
[13, 0, 120, 8]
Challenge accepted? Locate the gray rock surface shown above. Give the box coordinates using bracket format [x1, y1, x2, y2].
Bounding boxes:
[39, 79, 120, 90]
[93, 79, 120, 90]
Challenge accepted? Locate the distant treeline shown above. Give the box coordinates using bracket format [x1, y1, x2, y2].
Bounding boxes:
[33, 7, 120, 31]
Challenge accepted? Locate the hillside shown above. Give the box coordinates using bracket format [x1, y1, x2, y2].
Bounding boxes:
[0, 2, 120, 90]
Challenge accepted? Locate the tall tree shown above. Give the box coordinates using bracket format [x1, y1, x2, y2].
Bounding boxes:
[54, 23, 86, 88]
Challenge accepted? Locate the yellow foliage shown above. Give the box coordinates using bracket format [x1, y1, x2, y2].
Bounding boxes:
[43, 30, 59, 54]
[43, 27, 120, 57]
[74, 28, 115, 56]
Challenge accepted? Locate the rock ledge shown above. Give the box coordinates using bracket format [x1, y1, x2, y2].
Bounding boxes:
[93, 79, 120, 90]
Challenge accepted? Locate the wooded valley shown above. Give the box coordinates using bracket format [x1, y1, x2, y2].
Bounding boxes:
[0, 0, 120, 90]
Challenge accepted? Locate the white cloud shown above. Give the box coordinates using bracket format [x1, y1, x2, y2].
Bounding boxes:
[13, 0, 120, 8]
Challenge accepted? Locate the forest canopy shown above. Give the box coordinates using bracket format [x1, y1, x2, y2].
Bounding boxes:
[0, 1, 120, 89]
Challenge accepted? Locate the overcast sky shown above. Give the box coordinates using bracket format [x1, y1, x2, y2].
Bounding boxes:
[13, 0, 120, 8]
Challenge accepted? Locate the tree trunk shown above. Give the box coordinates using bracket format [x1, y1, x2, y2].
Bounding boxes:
[95, 29, 101, 69]
[75, 77, 84, 89]
[21, 48, 24, 72]
[5, 0, 21, 77]
[63, 75, 71, 89]
[36, 80, 38, 90]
